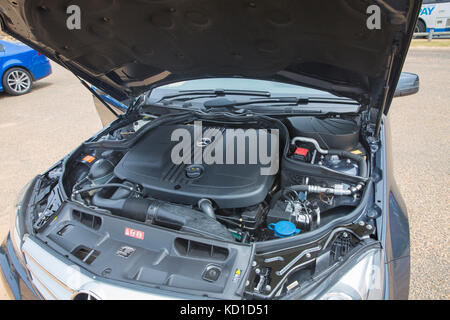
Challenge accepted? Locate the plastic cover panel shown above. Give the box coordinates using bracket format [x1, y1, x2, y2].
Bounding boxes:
[114, 124, 276, 208]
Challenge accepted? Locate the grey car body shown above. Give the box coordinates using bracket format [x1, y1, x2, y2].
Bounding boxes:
[0, 0, 421, 300]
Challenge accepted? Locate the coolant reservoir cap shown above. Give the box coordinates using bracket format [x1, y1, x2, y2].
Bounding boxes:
[268, 221, 300, 238]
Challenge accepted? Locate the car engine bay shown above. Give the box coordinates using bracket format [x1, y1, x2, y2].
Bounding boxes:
[65, 113, 368, 241]
[27, 111, 376, 299]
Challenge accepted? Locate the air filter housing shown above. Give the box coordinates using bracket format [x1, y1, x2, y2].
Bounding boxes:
[286, 117, 360, 151]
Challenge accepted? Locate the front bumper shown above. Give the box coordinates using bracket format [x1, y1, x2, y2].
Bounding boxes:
[1, 232, 392, 300]
[0, 234, 39, 300]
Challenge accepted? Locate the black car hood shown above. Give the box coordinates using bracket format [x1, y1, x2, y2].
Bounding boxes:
[0, 0, 420, 114]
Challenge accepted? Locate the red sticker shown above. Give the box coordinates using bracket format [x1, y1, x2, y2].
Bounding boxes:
[82, 155, 96, 163]
[294, 147, 309, 156]
[124, 227, 144, 240]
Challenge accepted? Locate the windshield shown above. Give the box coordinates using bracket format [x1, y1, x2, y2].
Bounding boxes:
[151, 78, 343, 98]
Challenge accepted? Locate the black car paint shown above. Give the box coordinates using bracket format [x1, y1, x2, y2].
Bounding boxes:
[379, 116, 411, 299]
[394, 73, 420, 98]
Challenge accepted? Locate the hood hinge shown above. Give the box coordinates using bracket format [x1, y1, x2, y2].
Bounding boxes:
[362, 108, 380, 153]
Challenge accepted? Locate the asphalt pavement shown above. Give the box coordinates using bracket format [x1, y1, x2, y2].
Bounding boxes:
[0, 48, 448, 300]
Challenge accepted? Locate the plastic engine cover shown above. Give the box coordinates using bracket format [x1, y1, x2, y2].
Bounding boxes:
[114, 124, 275, 208]
[287, 117, 360, 150]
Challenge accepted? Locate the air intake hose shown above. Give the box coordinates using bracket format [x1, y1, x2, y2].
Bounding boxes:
[91, 195, 234, 241]
[198, 198, 217, 220]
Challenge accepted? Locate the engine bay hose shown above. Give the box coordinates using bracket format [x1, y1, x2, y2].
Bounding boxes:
[72, 183, 138, 195]
[198, 198, 217, 220]
[291, 137, 329, 154]
[91, 195, 233, 241]
[269, 147, 367, 209]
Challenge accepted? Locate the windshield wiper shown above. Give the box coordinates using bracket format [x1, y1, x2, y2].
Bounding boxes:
[203, 97, 309, 109]
[159, 88, 271, 102]
[203, 95, 360, 109]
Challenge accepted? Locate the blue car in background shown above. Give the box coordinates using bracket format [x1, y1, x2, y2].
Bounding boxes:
[0, 40, 51, 95]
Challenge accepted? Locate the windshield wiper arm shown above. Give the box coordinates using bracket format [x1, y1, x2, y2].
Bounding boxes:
[202, 95, 361, 110]
[203, 97, 309, 109]
[160, 88, 271, 101]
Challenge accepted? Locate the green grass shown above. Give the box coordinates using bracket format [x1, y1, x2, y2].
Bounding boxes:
[411, 39, 450, 47]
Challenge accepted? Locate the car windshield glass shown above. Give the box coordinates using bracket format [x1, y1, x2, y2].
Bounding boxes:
[150, 78, 346, 100]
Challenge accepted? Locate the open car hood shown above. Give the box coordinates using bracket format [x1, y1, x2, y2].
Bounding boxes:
[0, 0, 420, 114]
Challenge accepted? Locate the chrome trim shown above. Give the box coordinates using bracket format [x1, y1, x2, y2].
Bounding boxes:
[23, 251, 75, 294]
[26, 268, 58, 300]
[71, 290, 101, 300]
[20, 236, 192, 300]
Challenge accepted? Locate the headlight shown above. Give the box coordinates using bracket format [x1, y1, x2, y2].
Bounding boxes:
[9, 179, 34, 255]
[14, 179, 33, 208]
[304, 248, 385, 300]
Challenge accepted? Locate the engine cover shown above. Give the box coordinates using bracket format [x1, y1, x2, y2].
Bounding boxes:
[114, 124, 276, 208]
